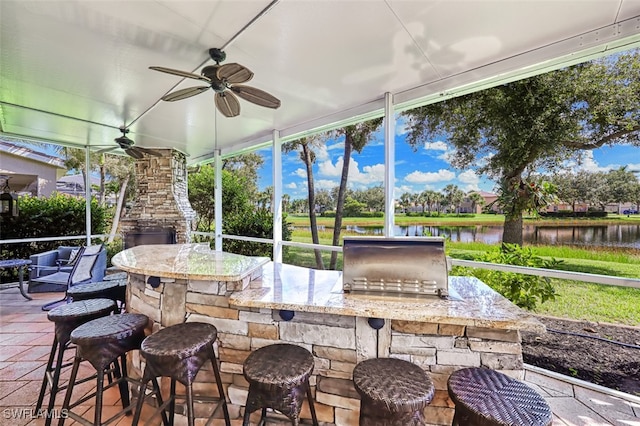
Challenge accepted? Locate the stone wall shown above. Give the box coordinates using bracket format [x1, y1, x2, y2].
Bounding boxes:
[119, 149, 196, 244]
[127, 273, 524, 426]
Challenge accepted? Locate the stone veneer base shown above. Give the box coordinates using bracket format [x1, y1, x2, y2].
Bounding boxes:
[126, 271, 527, 426]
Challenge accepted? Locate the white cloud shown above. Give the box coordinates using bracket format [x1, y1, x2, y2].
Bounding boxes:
[318, 157, 385, 186]
[326, 141, 344, 151]
[315, 179, 335, 190]
[575, 152, 610, 173]
[315, 144, 330, 161]
[424, 141, 448, 151]
[458, 170, 480, 192]
[285, 182, 297, 189]
[395, 185, 415, 195]
[293, 168, 306, 178]
[404, 169, 455, 184]
[564, 151, 614, 173]
[395, 116, 410, 136]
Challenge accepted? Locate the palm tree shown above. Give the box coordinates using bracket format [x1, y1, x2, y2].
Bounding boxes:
[399, 192, 413, 213]
[283, 136, 325, 269]
[328, 119, 383, 269]
[443, 184, 465, 214]
[467, 191, 485, 213]
[421, 190, 439, 216]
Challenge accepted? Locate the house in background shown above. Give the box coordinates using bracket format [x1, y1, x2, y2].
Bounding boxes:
[0, 139, 66, 196]
[56, 174, 100, 197]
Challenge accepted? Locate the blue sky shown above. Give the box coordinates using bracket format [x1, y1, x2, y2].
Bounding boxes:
[32, 116, 640, 199]
[255, 116, 640, 200]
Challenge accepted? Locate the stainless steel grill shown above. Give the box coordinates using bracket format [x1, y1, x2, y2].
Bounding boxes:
[342, 237, 449, 298]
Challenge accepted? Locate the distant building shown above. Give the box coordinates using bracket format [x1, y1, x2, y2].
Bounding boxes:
[56, 174, 100, 197]
[0, 139, 66, 196]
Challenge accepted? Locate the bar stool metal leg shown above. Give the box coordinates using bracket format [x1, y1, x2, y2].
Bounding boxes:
[242, 344, 318, 426]
[131, 322, 231, 426]
[57, 313, 148, 426]
[36, 299, 116, 426]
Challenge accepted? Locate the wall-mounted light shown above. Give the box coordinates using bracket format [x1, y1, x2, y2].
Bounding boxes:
[0, 175, 18, 217]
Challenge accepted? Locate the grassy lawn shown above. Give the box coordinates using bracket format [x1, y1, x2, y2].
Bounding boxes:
[284, 216, 640, 326]
[286, 212, 640, 227]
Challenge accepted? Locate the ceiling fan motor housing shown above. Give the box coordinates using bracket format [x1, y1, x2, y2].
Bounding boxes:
[202, 66, 227, 92]
[209, 48, 226, 64]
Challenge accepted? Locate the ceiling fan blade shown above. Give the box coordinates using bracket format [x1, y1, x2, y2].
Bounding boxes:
[134, 147, 162, 157]
[215, 92, 241, 118]
[149, 66, 210, 82]
[125, 148, 144, 159]
[217, 63, 253, 84]
[230, 85, 281, 109]
[162, 86, 210, 102]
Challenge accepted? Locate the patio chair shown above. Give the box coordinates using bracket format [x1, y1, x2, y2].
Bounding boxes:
[28, 245, 82, 293]
[36, 244, 107, 311]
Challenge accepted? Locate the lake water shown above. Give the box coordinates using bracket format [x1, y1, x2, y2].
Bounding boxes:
[332, 224, 640, 249]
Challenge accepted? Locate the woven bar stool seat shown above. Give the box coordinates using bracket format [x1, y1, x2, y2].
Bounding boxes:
[353, 358, 435, 426]
[35, 299, 116, 426]
[103, 271, 127, 281]
[447, 367, 553, 426]
[59, 313, 149, 426]
[242, 343, 318, 426]
[132, 322, 231, 426]
[68, 279, 127, 312]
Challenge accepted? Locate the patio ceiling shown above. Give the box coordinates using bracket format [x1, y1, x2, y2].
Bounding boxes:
[2, 1, 640, 166]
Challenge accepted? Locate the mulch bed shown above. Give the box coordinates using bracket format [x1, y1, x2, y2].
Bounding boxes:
[521, 316, 640, 396]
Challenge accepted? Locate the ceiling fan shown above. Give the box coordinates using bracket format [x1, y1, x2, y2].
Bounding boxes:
[97, 128, 162, 159]
[150, 48, 281, 118]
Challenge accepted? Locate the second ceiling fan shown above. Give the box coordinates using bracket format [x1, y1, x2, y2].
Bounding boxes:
[150, 48, 281, 118]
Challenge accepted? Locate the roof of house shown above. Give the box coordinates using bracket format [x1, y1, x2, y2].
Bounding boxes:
[0, 139, 65, 169]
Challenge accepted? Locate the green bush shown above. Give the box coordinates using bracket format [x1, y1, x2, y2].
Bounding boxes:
[222, 209, 293, 258]
[0, 194, 110, 282]
[452, 243, 560, 309]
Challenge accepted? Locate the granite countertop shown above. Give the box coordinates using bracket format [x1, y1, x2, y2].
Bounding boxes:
[111, 243, 270, 281]
[230, 262, 545, 332]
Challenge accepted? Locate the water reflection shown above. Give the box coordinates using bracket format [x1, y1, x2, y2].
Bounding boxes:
[306, 224, 640, 248]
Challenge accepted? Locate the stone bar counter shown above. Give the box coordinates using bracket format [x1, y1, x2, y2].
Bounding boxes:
[112, 243, 544, 426]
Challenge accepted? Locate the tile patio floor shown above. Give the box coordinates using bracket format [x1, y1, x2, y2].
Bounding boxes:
[0, 285, 639, 426]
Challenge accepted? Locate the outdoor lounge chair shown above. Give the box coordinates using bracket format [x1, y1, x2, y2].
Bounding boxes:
[36, 244, 107, 311]
[28, 245, 82, 292]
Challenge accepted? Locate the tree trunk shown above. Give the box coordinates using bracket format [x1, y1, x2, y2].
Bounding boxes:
[502, 214, 523, 246]
[303, 145, 324, 270]
[99, 157, 106, 206]
[329, 139, 352, 269]
[108, 176, 129, 244]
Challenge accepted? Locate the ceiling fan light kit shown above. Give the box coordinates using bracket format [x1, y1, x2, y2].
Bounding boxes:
[150, 48, 281, 118]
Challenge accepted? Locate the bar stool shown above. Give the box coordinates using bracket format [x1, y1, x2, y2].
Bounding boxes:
[352, 358, 435, 426]
[242, 343, 318, 426]
[59, 313, 149, 426]
[35, 298, 117, 426]
[131, 322, 231, 426]
[103, 271, 127, 281]
[447, 367, 552, 426]
[67, 280, 126, 312]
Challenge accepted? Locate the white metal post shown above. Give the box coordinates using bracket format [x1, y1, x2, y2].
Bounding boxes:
[384, 92, 395, 237]
[273, 130, 283, 262]
[84, 147, 92, 245]
[214, 149, 223, 251]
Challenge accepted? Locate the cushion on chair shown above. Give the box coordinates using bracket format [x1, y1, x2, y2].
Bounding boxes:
[66, 248, 82, 266]
[57, 246, 79, 261]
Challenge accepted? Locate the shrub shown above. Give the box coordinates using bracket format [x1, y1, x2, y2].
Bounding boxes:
[0, 194, 110, 282]
[452, 243, 560, 310]
[222, 209, 293, 258]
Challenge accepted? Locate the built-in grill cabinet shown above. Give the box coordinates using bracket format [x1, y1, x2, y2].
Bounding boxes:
[342, 237, 449, 298]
